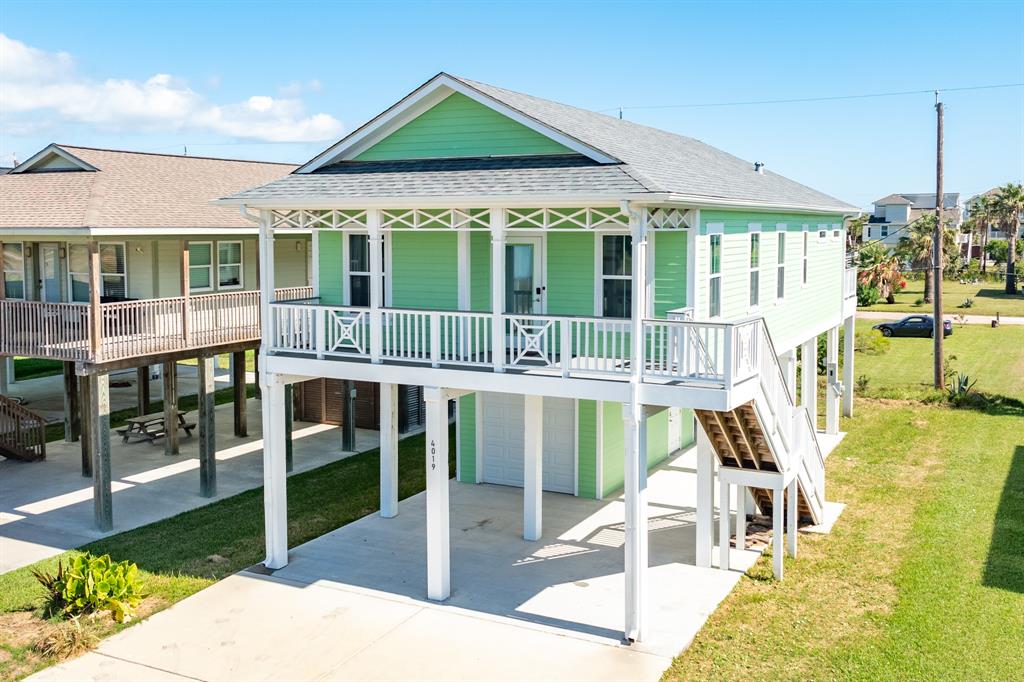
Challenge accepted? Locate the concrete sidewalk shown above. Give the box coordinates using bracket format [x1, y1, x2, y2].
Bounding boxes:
[856, 310, 1024, 325]
[0, 399, 378, 573]
[27, 447, 762, 682]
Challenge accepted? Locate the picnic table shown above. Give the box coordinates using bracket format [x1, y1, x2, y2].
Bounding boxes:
[117, 411, 196, 445]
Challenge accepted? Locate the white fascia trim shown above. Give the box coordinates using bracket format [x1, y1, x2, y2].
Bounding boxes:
[9, 144, 98, 174]
[216, 192, 664, 210]
[0, 227, 274, 238]
[663, 193, 859, 216]
[297, 74, 619, 173]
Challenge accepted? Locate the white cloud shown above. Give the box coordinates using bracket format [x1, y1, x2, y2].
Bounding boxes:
[278, 79, 323, 97]
[0, 34, 343, 142]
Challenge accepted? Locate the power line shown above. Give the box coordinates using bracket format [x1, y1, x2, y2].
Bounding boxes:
[601, 82, 1024, 114]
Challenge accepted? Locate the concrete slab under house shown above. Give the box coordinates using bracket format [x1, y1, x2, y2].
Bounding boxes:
[210, 71, 862, 648]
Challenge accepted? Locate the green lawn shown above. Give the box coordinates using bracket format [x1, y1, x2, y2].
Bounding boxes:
[665, 316, 1024, 680]
[0, 427, 455, 680]
[852, 320, 1024, 400]
[11, 358, 64, 381]
[858, 278, 1024, 317]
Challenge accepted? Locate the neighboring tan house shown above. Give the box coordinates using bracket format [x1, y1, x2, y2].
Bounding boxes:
[220, 73, 860, 644]
[865, 192, 962, 251]
[965, 188, 1024, 262]
[0, 145, 312, 530]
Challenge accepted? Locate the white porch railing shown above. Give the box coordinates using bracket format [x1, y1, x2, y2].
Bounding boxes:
[0, 287, 311, 365]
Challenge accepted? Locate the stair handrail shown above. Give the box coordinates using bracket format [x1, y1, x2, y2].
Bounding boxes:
[0, 394, 47, 460]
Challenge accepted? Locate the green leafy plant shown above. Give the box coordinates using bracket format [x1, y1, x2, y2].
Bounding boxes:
[946, 372, 979, 407]
[914, 296, 926, 306]
[943, 353, 959, 385]
[855, 329, 891, 355]
[32, 553, 144, 623]
[856, 282, 880, 307]
[855, 375, 870, 394]
[959, 297, 975, 309]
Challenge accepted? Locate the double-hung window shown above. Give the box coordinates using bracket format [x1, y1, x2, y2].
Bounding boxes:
[709, 234, 722, 318]
[347, 234, 385, 307]
[68, 243, 127, 301]
[749, 233, 760, 308]
[776, 233, 786, 300]
[188, 242, 214, 292]
[2, 243, 25, 299]
[601, 235, 632, 318]
[217, 241, 243, 289]
[802, 232, 809, 285]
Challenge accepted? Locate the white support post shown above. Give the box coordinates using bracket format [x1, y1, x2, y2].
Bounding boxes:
[523, 394, 543, 541]
[780, 350, 797, 404]
[772, 487, 784, 580]
[379, 382, 399, 518]
[695, 421, 715, 568]
[424, 386, 451, 601]
[623, 400, 649, 643]
[490, 209, 506, 373]
[368, 209, 383, 363]
[718, 478, 731, 571]
[826, 325, 840, 435]
[801, 336, 818, 430]
[261, 377, 288, 569]
[457, 230, 470, 310]
[842, 315, 855, 417]
[735, 484, 747, 553]
[259, 213, 276, 333]
[787, 478, 798, 558]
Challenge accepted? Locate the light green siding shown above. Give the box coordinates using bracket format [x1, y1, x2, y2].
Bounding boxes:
[653, 231, 687, 317]
[355, 92, 572, 161]
[470, 232, 491, 311]
[318, 231, 344, 306]
[458, 394, 476, 482]
[546, 232, 595, 315]
[680, 408, 696, 449]
[577, 400, 598, 499]
[646, 409, 669, 468]
[390, 232, 459, 309]
[601, 401, 624, 497]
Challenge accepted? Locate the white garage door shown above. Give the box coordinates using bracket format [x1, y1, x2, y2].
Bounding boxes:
[480, 393, 575, 494]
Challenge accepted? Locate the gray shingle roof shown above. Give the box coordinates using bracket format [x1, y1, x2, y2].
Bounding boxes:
[223, 73, 858, 212]
[228, 154, 645, 200]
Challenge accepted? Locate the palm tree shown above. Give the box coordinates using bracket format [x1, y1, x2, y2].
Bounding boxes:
[992, 183, 1023, 294]
[896, 214, 957, 303]
[970, 194, 997, 273]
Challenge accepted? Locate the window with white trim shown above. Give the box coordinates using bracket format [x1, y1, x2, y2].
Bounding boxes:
[749, 233, 760, 308]
[880, 225, 889, 239]
[347, 234, 385, 307]
[601, 234, 632, 318]
[709, 234, 722, 318]
[777, 232, 786, 300]
[802, 232, 809, 285]
[2, 242, 25, 299]
[217, 241, 243, 289]
[188, 242, 214, 292]
[68, 243, 126, 302]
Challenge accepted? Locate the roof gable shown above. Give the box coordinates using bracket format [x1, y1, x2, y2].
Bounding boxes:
[352, 92, 574, 161]
[11, 144, 98, 173]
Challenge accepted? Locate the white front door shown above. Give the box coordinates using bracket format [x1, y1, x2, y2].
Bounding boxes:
[504, 237, 544, 314]
[668, 408, 683, 452]
[480, 392, 575, 494]
[39, 243, 62, 302]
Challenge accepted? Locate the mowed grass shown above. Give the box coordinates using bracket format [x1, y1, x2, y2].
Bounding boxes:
[0, 427, 454, 680]
[858, 278, 1024, 317]
[11, 358, 63, 381]
[852, 320, 1024, 400]
[665, 317, 1024, 680]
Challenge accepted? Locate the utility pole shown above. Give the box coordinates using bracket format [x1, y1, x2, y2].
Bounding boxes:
[933, 94, 945, 390]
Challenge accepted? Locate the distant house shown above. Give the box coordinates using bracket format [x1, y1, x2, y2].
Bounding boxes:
[866, 192, 961, 250]
[965, 188, 1024, 255]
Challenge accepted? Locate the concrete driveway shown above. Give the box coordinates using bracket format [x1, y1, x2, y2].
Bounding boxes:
[28, 448, 760, 682]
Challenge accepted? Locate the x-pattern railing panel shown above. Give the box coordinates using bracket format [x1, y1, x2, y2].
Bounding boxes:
[507, 316, 558, 367]
[328, 309, 369, 354]
[380, 208, 489, 231]
[270, 209, 368, 230]
[505, 207, 629, 230]
[645, 207, 691, 230]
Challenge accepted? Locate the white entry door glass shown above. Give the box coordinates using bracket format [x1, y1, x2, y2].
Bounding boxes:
[40, 244, 62, 302]
[480, 392, 575, 494]
[505, 237, 543, 314]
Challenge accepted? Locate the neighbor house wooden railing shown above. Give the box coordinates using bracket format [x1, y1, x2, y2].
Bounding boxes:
[0, 394, 47, 462]
[0, 287, 312, 365]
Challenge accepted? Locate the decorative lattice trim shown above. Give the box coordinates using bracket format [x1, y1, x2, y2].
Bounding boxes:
[505, 207, 629, 230]
[646, 207, 693, 230]
[270, 210, 368, 230]
[380, 208, 490, 230]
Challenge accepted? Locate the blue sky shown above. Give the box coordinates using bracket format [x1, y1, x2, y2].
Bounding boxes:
[1, 0, 1021, 208]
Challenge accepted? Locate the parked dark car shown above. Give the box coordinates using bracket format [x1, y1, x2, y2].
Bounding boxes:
[872, 315, 952, 338]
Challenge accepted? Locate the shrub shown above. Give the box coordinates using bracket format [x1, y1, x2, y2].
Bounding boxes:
[856, 282, 880, 307]
[855, 329, 891, 355]
[855, 375, 870, 394]
[947, 372, 979, 408]
[959, 297, 975, 309]
[32, 553, 144, 623]
[913, 296, 926, 306]
[943, 353, 959, 385]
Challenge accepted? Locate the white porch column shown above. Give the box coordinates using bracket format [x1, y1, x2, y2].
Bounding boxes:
[735, 485, 747, 553]
[695, 421, 715, 568]
[490, 209, 506, 372]
[800, 336, 818, 430]
[718, 478, 731, 571]
[772, 487, 784, 579]
[780, 350, 797, 404]
[786, 478, 798, 558]
[825, 326, 840, 435]
[842, 315, 855, 417]
[261, 376, 288, 569]
[258, 212, 276, 338]
[368, 209, 383, 363]
[523, 394, 543, 541]
[379, 382, 399, 518]
[623, 400, 649, 643]
[424, 386, 451, 601]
